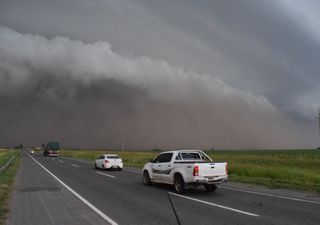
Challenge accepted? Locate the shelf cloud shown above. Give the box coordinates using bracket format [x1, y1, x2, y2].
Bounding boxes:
[0, 26, 313, 149]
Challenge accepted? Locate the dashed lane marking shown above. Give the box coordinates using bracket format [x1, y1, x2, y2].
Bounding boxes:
[96, 171, 115, 179]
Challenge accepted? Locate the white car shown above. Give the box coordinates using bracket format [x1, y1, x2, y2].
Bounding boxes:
[94, 154, 123, 170]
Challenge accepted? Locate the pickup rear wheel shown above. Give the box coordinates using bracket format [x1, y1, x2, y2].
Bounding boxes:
[143, 171, 151, 185]
[174, 175, 185, 194]
[204, 184, 217, 192]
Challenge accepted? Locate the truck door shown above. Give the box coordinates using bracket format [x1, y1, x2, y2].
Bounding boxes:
[158, 153, 173, 182]
[151, 153, 173, 180]
[151, 154, 166, 180]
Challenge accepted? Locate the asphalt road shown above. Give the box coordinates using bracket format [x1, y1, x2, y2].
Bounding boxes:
[7, 151, 320, 225]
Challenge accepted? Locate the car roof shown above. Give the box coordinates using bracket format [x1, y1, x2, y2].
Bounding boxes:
[103, 154, 119, 157]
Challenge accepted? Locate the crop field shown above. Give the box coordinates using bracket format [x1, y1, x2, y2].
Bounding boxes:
[0, 150, 20, 225]
[60, 149, 320, 192]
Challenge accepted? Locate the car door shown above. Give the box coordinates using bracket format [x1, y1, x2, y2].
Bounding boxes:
[159, 153, 173, 182]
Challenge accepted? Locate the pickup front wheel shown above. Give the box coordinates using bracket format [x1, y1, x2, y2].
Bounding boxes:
[174, 175, 186, 194]
[143, 171, 152, 185]
[204, 184, 217, 192]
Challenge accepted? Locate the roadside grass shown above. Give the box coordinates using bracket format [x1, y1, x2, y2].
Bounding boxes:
[0, 150, 17, 167]
[60, 149, 320, 192]
[212, 150, 320, 192]
[0, 150, 20, 225]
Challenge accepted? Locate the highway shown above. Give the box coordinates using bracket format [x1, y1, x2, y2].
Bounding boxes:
[7, 151, 320, 225]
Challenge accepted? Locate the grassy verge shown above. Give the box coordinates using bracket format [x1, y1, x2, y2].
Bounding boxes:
[60, 149, 320, 192]
[212, 150, 320, 192]
[0, 150, 17, 167]
[0, 150, 20, 225]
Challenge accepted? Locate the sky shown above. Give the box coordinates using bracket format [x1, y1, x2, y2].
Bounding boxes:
[0, 0, 319, 149]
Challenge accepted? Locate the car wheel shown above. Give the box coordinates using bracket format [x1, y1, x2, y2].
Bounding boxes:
[94, 163, 98, 169]
[143, 171, 151, 185]
[174, 175, 185, 194]
[102, 164, 105, 171]
[204, 184, 217, 192]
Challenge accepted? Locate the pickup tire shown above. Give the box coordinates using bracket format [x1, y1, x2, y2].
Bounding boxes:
[174, 174, 186, 194]
[143, 170, 152, 185]
[102, 164, 105, 171]
[94, 163, 98, 169]
[204, 184, 217, 192]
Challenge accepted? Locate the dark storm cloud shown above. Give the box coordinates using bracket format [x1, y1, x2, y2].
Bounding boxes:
[1, 26, 313, 149]
[1, 0, 319, 119]
[0, 0, 319, 148]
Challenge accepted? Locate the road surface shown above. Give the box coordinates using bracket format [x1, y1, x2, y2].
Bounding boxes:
[6, 151, 320, 225]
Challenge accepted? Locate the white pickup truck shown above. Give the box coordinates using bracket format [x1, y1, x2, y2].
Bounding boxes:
[142, 150, 228, 193]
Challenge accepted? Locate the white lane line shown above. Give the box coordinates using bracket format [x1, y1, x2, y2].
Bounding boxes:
[220, 186, 320, 205]
[169, 192, 260, 217]
[27, 153, 118, 225]
[59, 160, 64, 163]
[96, 171, 115, 179]
[71, 164, 79, 168]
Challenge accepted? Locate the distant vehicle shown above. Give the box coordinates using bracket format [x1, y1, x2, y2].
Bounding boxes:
[142, 150, 228, 194]
[94, 154, 123, 170]
[43, 141, 60, 157]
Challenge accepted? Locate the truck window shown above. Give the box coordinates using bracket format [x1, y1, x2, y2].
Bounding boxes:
[181, 153, 202, 161]
[162, 153, 173, 162]
[154, 154, 164, 163]
[154, 153, 173, 163]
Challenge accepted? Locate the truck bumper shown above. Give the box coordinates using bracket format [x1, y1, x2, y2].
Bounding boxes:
[192, 176, 228, 185]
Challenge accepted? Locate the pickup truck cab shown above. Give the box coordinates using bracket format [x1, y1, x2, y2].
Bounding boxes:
[142, 150, 227, 193]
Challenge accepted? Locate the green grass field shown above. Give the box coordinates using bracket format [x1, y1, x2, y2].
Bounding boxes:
[60, 149, 320, 192]
[212, 150, 320, 192]
[0, 150, 20, 225]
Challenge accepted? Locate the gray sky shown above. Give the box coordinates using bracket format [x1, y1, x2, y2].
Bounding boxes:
[0, 0, 319, 149]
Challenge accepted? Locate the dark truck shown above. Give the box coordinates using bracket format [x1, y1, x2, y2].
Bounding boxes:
[43, 141, 60, 157]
